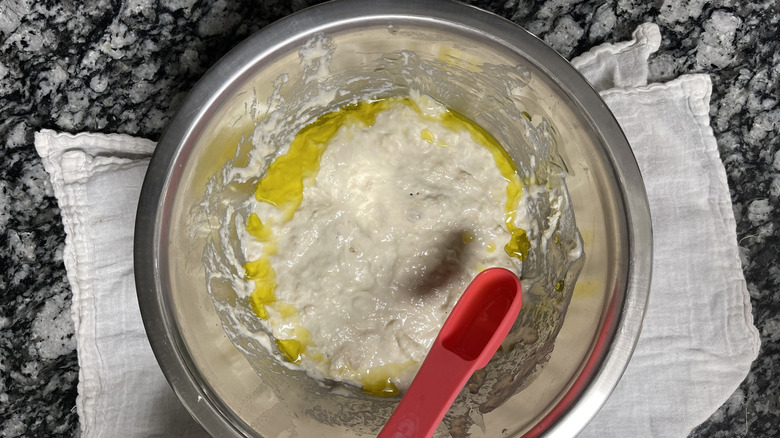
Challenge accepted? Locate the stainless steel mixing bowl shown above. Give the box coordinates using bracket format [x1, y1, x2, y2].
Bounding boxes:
[134, 0, 652, 436]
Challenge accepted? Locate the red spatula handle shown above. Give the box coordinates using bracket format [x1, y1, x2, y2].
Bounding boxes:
[377, 344, 474, 438]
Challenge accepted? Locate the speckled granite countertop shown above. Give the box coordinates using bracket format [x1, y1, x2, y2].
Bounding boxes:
[1, 0, 778, 436]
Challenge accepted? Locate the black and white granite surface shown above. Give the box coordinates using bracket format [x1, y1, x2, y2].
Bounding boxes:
[1, 0, 778, 436]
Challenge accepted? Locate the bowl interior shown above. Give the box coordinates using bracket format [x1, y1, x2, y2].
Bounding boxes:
[136, 2, 651, 437]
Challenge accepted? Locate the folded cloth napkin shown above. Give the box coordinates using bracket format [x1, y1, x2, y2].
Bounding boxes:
[33, 134, 210, 437]
[35, 23, 759, 437]
[570, 24, 760, 437]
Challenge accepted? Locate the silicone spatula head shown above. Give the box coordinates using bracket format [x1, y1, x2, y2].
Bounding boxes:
[378, 267, 522, 438]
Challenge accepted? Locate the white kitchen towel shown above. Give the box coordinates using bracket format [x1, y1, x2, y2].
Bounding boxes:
[572, 23, 761, 437]
[34, 133, 210, 437]
[35, 23, 759, 438]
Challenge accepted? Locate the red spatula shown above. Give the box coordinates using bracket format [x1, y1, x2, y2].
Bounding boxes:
[378, 267, 523, 438]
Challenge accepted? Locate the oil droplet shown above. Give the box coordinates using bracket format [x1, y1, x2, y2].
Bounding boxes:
[362, 379, 398, 397]
[245, 257, 277, 320]
[244, 257, 273, 280]
[251, 301, 268, 319]
[504, 227, 530, 261]
[247, 213, 271, 241]
[461, 230, 475, 244]
[276, 339, 304, 363]
[248, 281, 276, 320]
[486, 241, 496, 252]
[420, 128, 434, 143]
[359, 361, 416, 397]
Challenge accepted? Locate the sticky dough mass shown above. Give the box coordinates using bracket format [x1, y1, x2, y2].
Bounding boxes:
[242, 96, 527, 394]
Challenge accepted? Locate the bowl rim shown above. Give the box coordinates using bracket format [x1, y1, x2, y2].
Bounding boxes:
[134, 0, 652, 436]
